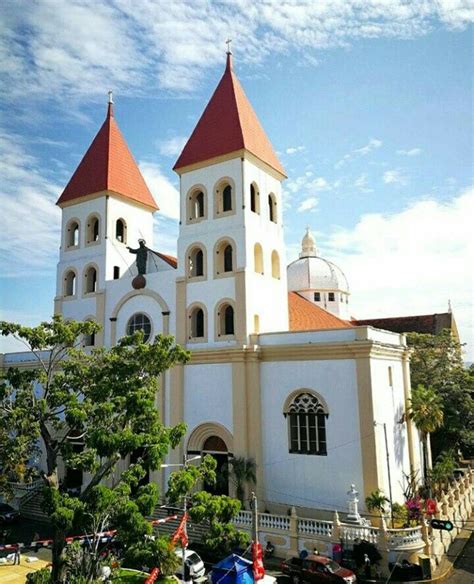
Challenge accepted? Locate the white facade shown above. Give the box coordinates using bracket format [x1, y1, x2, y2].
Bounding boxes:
[2, 62, 423, 518]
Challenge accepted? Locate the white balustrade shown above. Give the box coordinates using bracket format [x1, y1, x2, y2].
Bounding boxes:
[234, 510, 252, 527]
[259, 512, 291, 531]
[340, 524, 379, 545]
[298, 518, 332, 537]
[386, 527, 424, 549]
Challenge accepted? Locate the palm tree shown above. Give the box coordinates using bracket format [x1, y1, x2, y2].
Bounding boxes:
[227, 457, 257, 504]
[365, 489, 390, 517]
[408, 384, 444, 489]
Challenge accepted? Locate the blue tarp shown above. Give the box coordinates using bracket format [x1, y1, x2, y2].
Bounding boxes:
[211, 554, 254, 584]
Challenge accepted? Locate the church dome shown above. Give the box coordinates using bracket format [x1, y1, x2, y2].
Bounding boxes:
[287, 229, 349, 293]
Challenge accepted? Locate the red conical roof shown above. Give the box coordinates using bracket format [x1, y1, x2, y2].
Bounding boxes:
[174, 54, 285, 177]
[57, 102, 158, 210]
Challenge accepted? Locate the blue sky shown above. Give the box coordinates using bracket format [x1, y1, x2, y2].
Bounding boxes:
[0, 0, 473, 359]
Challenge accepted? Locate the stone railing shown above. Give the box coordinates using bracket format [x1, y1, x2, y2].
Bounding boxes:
[429, 469, 473, 565]
[5, 479, 44, 509]
[234, 470, 474, 573]
[234, 508, 424, 560]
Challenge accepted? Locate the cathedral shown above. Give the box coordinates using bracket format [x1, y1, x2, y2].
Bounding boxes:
[49, 51, 421, 515]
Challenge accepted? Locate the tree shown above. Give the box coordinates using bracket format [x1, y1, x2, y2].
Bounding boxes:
[365, 489, 390, 517]
[408, 383, 444, 487]
[227, 456, 256, 505]
[0, 317, 189, 583]
[407, 330, 474, 459]
[166, 457, 249, 556]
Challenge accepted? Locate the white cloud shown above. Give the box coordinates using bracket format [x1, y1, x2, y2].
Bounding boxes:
[1, 1, 472, 101]
[286, 145, 306, 155]
[298, 197, 319, 212]
[157, 136, 188, 158]
[327, 188, 474, 360]
[354, 173, 372, 192]
[139, 161, 180, 221]
[397, 148, 422, 156]
[383, 169, 407, 185]
[0, 130, 61, 277]
[335, 138, 382, 168]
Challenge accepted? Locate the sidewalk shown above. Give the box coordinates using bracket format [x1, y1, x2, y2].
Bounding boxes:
[0, 548, 51, 584]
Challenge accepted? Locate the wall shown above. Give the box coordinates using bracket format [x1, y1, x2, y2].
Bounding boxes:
[260, 358, 364, 513]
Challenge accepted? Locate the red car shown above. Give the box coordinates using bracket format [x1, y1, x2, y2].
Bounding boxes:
[281, 555, 357, 584]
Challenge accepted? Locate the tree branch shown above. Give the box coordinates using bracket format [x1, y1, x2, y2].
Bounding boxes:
[81, 454, 120, 500]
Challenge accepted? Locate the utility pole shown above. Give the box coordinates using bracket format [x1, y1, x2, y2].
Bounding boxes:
[251, 491, 258, 543]
[382, 423, 394, 528]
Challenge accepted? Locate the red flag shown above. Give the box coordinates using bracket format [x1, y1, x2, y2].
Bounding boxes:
[171, 513, 189, 548]
[145, 567, 160, 584]
[252, 542, 265, 581]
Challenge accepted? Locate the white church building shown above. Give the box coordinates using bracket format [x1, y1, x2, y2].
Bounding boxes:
[16, 52, 423, 515]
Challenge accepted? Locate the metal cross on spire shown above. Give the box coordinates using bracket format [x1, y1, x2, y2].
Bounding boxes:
[108, 90, 114, 104]
[226, 38, 232, 54]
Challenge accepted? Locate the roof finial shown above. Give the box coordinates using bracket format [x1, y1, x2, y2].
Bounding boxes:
[225, 38, 233, 71]
[448, 299, 452, 313]
[107, 90, 114, 117]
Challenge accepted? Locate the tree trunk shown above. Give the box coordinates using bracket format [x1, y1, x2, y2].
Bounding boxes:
[51, 526, 67, 583]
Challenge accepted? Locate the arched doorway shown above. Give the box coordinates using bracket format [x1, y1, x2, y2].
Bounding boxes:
[202, 436, 229, 496]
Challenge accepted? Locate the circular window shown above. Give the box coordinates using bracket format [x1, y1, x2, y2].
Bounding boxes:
[127, 313, 152, 342]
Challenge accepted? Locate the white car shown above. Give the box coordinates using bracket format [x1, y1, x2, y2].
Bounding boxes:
[175, 548, 206, 579]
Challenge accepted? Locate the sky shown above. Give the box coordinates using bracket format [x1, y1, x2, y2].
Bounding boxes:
[0, 0, 473, 359]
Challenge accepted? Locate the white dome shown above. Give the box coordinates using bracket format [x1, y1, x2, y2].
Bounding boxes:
[287, 228, 349, 293]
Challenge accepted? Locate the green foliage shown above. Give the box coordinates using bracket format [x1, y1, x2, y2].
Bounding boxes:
[189, 491, 249, 555]
[391, 502, 408, 527]
[429, 450, 457, 497]
[123, 535, 180, 575]
[408, 384, 444, 436]
[226, 457, 257, 504]
[26, 569, 52, 584]
[0, 317, 190, 583]
[407, 331, 474, 458]
[365, 489, 390, 515]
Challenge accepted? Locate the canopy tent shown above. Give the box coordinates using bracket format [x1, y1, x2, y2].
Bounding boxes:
[210, 554, 254, 584]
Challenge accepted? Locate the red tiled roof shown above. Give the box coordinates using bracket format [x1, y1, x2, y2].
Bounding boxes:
[174, 54, 285, 177]
[288, 292, 353, 331]
[151, 250, 177, 269]
[353, 313, 455, 336]
[57, 103, 158, 210]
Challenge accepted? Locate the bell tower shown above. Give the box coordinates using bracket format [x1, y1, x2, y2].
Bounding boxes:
[54, 94, 158, 344]
[173, 52, 288, 347]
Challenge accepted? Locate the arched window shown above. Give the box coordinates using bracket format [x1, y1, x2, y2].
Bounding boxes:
[254, 243, 264, 274]
[284, 392, 328, 455]
[86, 215, 100, 244]
[223, 185, 232, 212]
[215, 239, 235, 276]
[64, 270, 76, 296]
[250, 183, 260, 214]
[127, 313, 152, 342]
[268, 194, 277, 223]
[271, 250, 280, 279]
[84, 321, 96, 347]
[84, 266, 98, 294]
[224, 245, 233, 272]
[218, 303, 235, 337]
[115, 219, 127, 243]
[190, 307, 205, 339]
[66, 220, 80, 248]
[215, 180, 235, 216]
[188, 189, 205, 221]
[188, 246, 205, 278]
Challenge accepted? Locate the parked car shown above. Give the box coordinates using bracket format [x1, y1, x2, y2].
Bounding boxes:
[0, 504, 20, 524]
[281, 555, 357, 584]
[175, 548, 206, 579]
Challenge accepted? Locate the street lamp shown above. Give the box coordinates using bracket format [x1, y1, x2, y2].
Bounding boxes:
[161, 454, 201, 582]
[374, 421, 394, 528]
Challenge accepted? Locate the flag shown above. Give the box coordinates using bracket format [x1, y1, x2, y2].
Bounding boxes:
[171, 512, 189, 548]
[252, 542, 265, 581]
